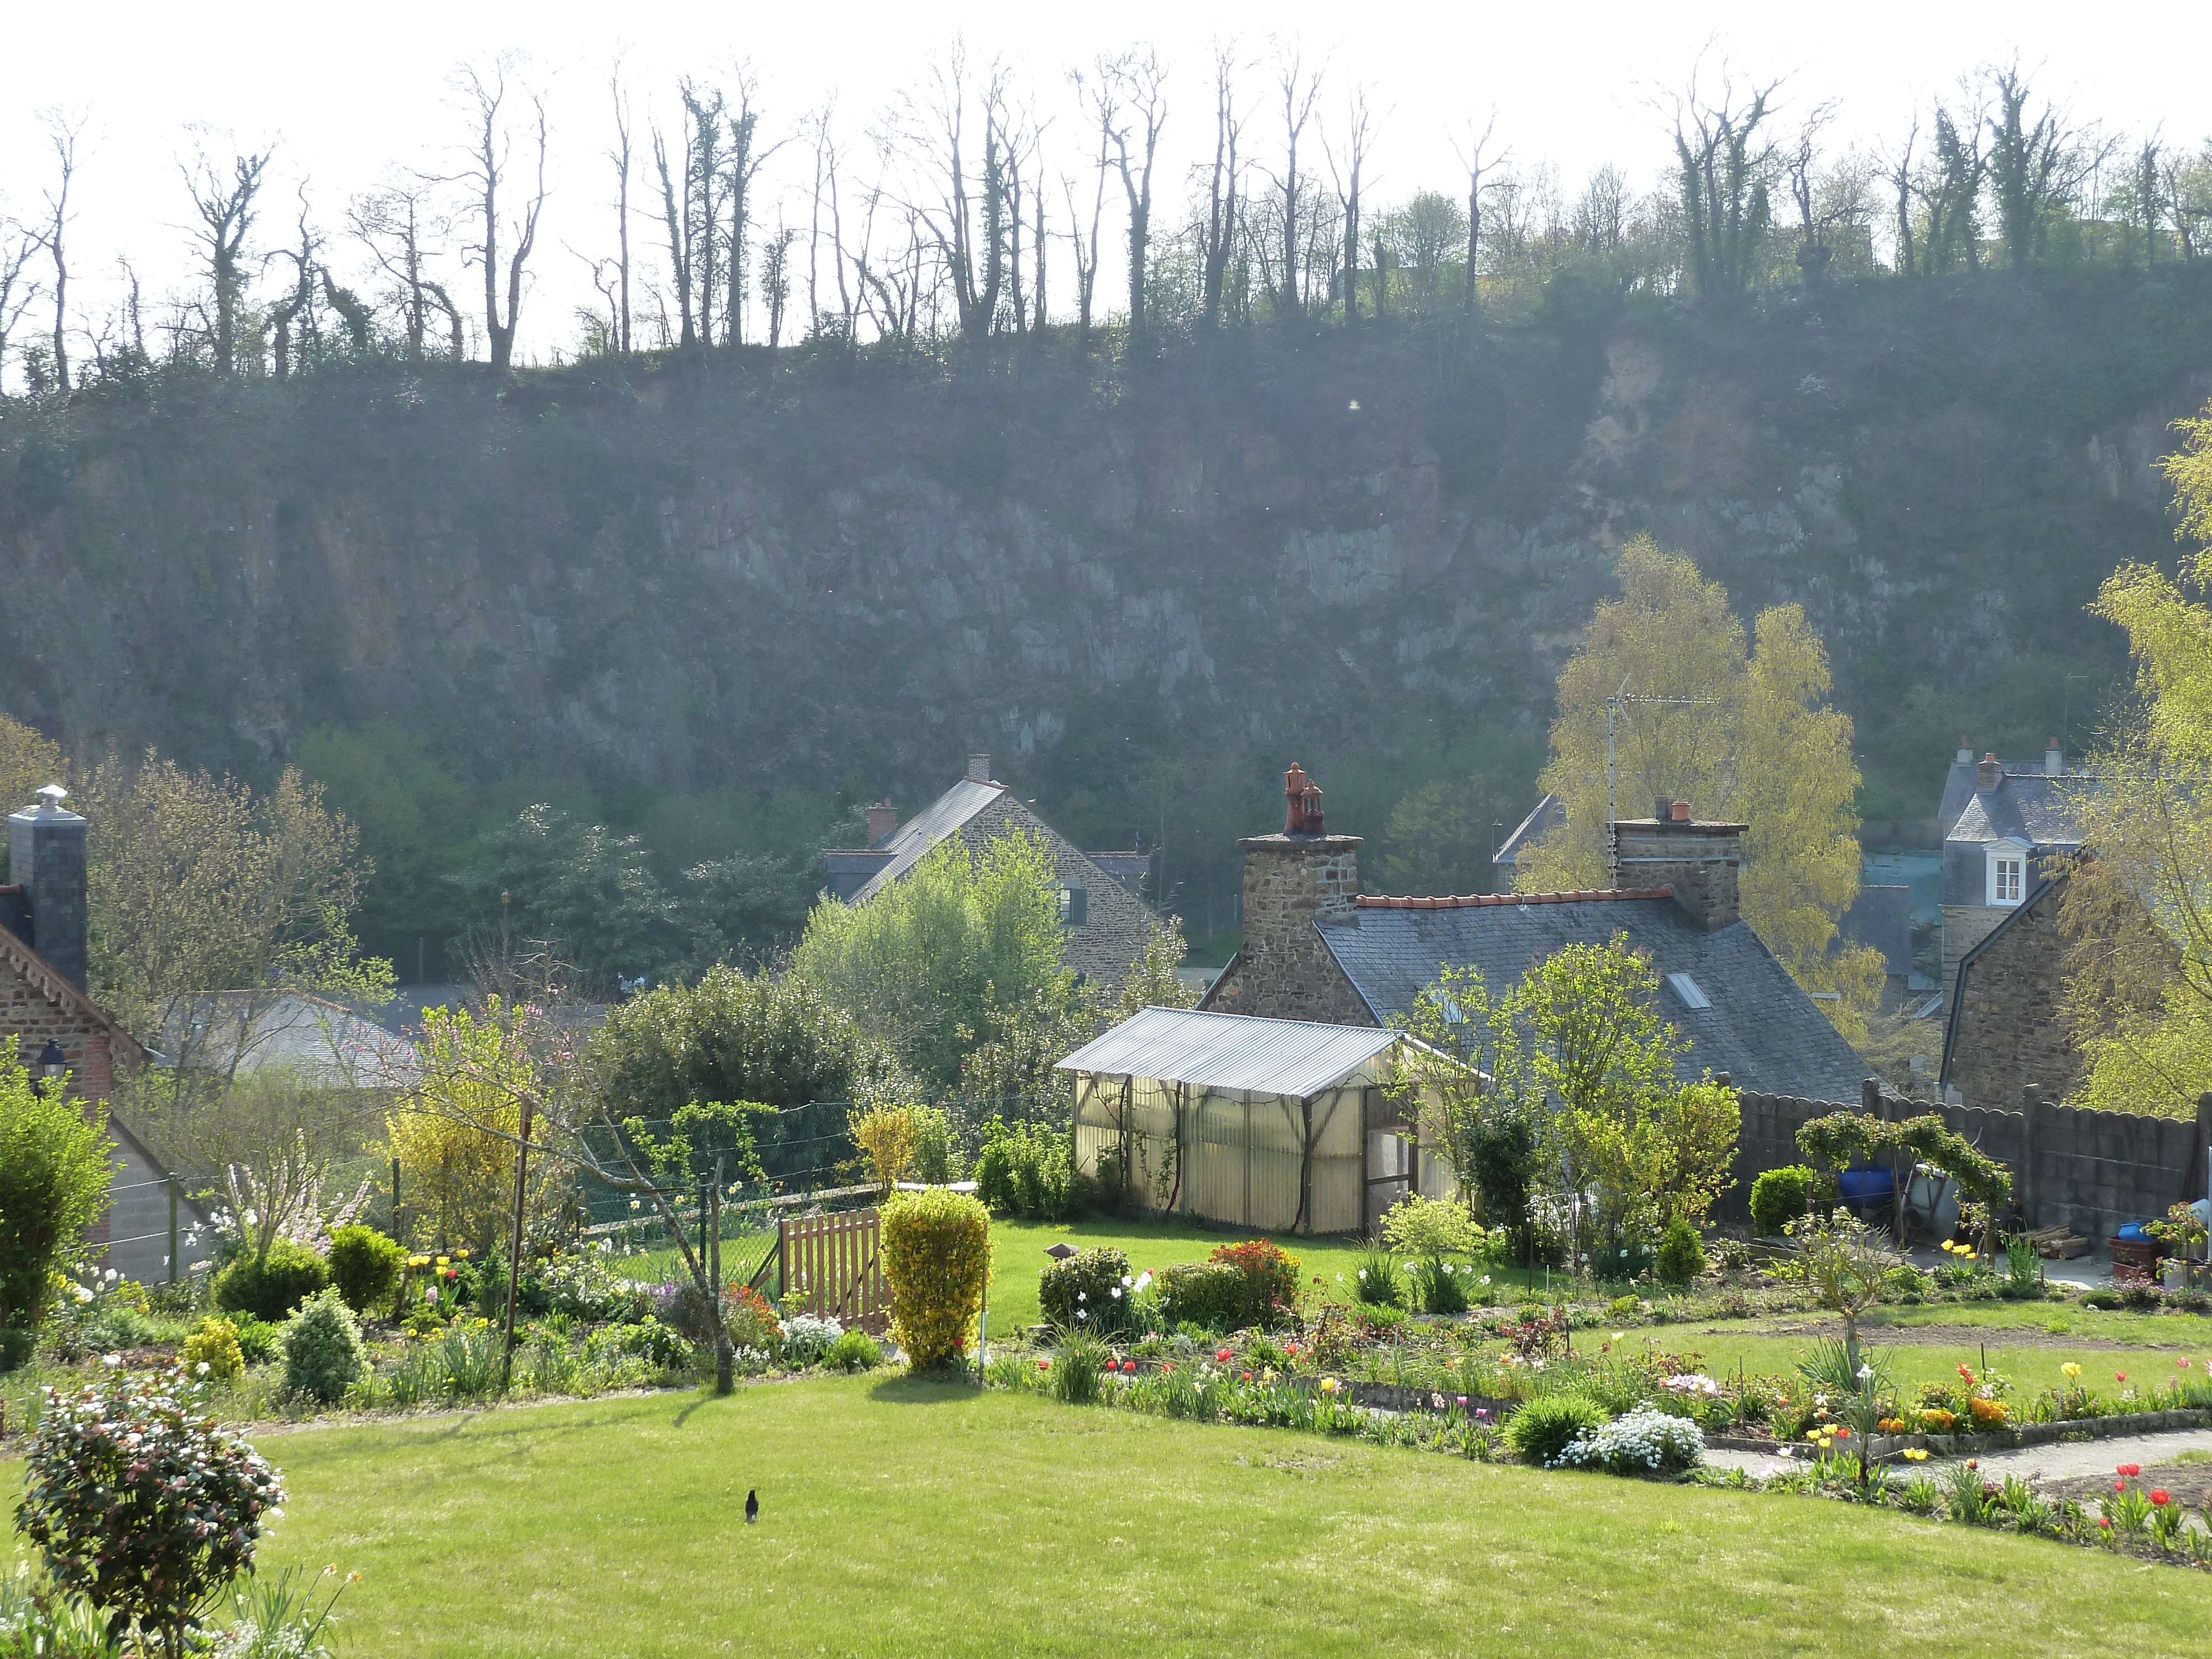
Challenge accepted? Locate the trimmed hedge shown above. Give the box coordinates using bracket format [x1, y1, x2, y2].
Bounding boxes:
[280, 1287, 368, 1403]
[327, 1225, 407, 1316]
[882, 1188, 992, 1369]
[1749, 1167, 1814, 1238]
[213, 1239, 331, 1324]
[1155, 1239, 1304, 1333]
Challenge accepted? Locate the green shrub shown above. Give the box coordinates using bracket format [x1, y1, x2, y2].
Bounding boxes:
[327, 1225, 406, 1317]
[1504, 1393, 1611, 1467]
[1206, 1239, 1302, 1328]
[0, 1061, 114, 1332]
[1406, 1256, 1470, 1314]
[1040, 1248, 1135, 1335]
[280, 1288, 368, 1404]
[584, 1316, 692, 1373]
[1049, 1328, 1110, 1404]
[1656, 1220, 1707, 1287]
[881, 1188, 992, 1369]
[230, 1314, 281, 1366]
[973, 1119, 1086, 1222]
[213, 1240, 331, 1325]
[1155, 1262, 1240, 1332]
[1351, 1248, 1405, 1308]
[0, 1325, 33, 1372]
[824, 1329, 883, 1372]
[183, 1315, 246, 1381]
[1749, 1167, 1813, 1237]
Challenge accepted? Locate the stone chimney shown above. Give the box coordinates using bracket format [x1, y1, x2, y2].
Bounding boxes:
[2043, 738, 2063, 776]
[1957, 737, 1974, 765]
[9, 785, 88, 990]
[1976, 752, 2002, 792]
[1612, 800, 1745, 931]
[1204, 763, 1370, 1021]
[867, 800, 898, 848]
[966, 753, 993, 784]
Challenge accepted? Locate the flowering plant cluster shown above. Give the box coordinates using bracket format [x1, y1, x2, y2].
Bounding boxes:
[17, 1361, 284, 1651]
[779, 1313, 844, 1366]
[1551, 1405, 1704, 1475]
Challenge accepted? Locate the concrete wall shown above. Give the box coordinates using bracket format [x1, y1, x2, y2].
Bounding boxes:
[1719, 1079, 2212, 1245]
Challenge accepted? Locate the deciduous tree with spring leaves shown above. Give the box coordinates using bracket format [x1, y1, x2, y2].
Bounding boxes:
[1516, 538, 1885, 1039]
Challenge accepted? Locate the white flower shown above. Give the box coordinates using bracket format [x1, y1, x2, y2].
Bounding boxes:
[1120, 1275, 1133, 1287]
[1612, 1332, 1624, 1342]
[101, 1353, 122, 1368]
[1110, 1287, 1122, 1299]
[1856, 1364, 1874, 1381]
[102, 1268, 118, 1283]
[1479, 1276, 1491, 1286]
[1134, 1271, 1152, 1292]
[196, 1361, 211, 1376]
[72, 1285, 93, 1303]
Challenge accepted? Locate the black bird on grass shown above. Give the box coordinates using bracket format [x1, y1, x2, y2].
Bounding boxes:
[745, 1489, 759, 1524]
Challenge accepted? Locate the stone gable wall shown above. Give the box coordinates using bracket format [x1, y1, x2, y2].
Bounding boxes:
[1945, 883, 2083, 1109]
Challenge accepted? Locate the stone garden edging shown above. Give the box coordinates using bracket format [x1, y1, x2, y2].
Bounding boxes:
[1709, 1407, 2212, 1459]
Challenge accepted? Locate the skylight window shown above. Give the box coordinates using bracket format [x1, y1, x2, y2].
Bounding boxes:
[1665, 972, 1712, 1010]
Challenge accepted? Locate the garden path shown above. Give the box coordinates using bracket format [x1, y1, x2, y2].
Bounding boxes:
[1704, 1427, 2212, 1484]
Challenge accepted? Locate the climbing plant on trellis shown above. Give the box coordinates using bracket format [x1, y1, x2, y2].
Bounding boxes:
[1795, 1112, 2013, 1254]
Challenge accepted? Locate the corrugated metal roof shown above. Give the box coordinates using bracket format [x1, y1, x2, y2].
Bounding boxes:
[1056, 1005, 1399, 1097]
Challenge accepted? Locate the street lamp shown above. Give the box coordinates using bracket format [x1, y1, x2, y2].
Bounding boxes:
[38, 1039, 66, 1091]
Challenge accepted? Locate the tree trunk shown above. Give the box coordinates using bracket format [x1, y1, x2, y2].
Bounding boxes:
[710, 1156, 732, 1395]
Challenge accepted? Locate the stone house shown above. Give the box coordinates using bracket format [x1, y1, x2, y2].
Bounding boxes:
[821, 754, 1162, 984]
[1201, 765, 1868, 1101]
[1938, 740, 2093, 995]
[0, 786, 205, 1286]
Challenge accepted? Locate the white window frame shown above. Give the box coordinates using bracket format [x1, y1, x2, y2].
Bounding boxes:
[1665, 972, 1712, 1010]
[1985, 840, 2030, 907]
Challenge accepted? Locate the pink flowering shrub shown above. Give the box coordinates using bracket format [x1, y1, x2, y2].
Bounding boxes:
[16, 1361, 284, 1655]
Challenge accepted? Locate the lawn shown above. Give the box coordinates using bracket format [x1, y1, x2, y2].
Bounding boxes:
[15, 1376, 2209, 1657]
[1621, 1321, 2204, 1397]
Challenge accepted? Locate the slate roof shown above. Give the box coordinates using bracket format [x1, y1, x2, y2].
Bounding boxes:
[1057, 1005, 1404, 1098]
[1840, 885, 1913, 979]
[851, 778, 1006, 902]
[1317, 895, 1868, 1102]
[1492, 793, 1565, 871]
[1947, 779, 2091, 849]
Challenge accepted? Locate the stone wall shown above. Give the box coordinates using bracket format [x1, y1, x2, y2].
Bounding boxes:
[1200, 834, 1375, 1025]
[1944, 878, 2083, 1107]
[1941, 903, 2006, 991]
[1719, 1077, 2212, 1245]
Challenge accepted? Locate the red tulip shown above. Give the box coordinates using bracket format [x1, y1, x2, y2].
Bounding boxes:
[1241, 1370, 1253, 1381]
[1037, 1359, 1049, 1371]
[2115, 1481, 2128, 1493]
[1121, 1360, 1137, 1374]
[2099, 1517, 2114, 1529]
[2119, 1463, 2142, 1477]
[1217, 1348, 1233, 1363]
[2117, 1372, 2128, 1383]
[2152, 1490, 2172, 1506]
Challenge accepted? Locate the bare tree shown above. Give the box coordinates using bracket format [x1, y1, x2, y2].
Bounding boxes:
[351, 181, 458, 361]
[1064, 67, 1115, 349]
[1197, 44, 1246, 330]
[1984, 64, 2109, 272]
[722, 74, 782, 347]
[1919, 92, 1986, 274]
[0, 218, 40, 388]
[762, 222, 796, 347]
[907, 47, 1011, 346]
[36, 112, 86, 393]
[265, 189, 321, 380]
[445, 57, 549, 369]
[1670, 70, 1779, 298]
[182, 135, 273, 374]
[1880, 119, 1918, 277]
[1785, 104, 1838, 283]
[1264, 49, 1323, 319]
[1450, 113, 1504, 315]
[1101, 50, 1167, 342]
[609, 71, 635, 354]
[1326, 87, 1374, 327]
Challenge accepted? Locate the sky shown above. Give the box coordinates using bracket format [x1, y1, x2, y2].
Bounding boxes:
[1, 0, 2205, 370]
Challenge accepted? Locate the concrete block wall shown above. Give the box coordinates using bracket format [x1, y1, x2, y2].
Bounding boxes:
[1718, 1081, 2211, 1244]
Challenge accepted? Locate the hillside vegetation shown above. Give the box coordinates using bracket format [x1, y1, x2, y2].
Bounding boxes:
[2, 269, 2206, 957]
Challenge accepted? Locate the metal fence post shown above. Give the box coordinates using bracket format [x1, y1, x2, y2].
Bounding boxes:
[391, 1155, 401, 1239]
[168, 1179, 179, 1285]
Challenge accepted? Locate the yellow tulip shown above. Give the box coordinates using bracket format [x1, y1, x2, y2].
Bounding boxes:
[2062, 1362, 2082, 1380]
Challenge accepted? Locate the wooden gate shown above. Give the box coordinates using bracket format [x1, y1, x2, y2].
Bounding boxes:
[768, 1206, 890, 1335]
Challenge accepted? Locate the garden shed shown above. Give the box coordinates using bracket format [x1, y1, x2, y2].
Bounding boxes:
[1057, 1006, 1454, 1237]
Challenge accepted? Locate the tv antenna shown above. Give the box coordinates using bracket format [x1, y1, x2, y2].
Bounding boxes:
[1605, 676, 1725, 885]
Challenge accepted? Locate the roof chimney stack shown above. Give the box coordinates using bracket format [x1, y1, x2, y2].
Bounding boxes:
[8, 784, 88, 991]
[2044, 738, 2063, 776]
[966, 753, 992, 784]
[867, 800, 898, 848]
[1977, 753, 2002, 792]
[1611, 800, 1744, 931]
[1207, 764, 1366, 1021]
[1958, 737, 1974, 765]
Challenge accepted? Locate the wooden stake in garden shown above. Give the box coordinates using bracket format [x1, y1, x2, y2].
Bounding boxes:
[710, 1154, 733, 1393]
[500, 1097, 533, 1392]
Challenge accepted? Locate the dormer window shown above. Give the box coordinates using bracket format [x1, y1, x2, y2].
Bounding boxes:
[1987, 846, 2026, 907]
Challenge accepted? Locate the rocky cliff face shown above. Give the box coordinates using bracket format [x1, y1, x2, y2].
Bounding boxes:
[3, 267, 2209, 895]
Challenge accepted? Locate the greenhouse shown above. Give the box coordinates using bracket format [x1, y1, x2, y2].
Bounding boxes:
[1056, 1006, 1454, 1237]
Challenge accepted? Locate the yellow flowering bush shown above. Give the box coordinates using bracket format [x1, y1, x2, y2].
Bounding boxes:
[881, 1189, 990, 1369]
[182, 1315, 245, 1381]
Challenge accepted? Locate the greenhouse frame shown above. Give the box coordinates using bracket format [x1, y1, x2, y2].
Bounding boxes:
[1056, 1006, 1456, 1237]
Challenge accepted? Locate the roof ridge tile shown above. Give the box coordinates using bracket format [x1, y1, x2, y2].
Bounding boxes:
[1354, 886, 1674, 910]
